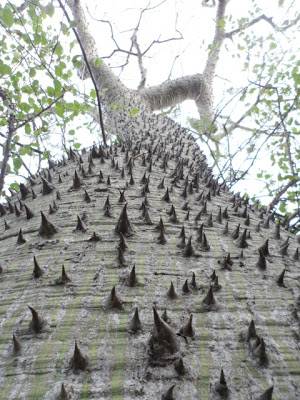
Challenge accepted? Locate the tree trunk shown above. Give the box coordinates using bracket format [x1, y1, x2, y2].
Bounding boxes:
[0, 107, 299, 399]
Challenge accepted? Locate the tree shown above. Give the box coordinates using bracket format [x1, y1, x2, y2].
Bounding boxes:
[0, 2, 299, 399]
[0, 0, 299, 229]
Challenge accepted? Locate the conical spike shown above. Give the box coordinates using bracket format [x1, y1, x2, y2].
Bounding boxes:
[174, 358, 185, 375]
[115, 204, 133, 236]
[58, 174, 62, 184]
[206, 212, 213, 227]
[162, 187, 171, 202]
[88, 231, 101, 242]
[4, 219, 10, 230]
[201, 232, 210, 251]
[256, 250, 267, 270]
[258, 386, 273, 400]
[259, 239, 270, 256]
[179, 314, 194, 337]
[157, 177, 165, 189]
[129, 307, 142, 333]
[70, 341, 88, 371]
[182, 279, 190, 294]
[183, 236, 194, 257]
[108, 286, 123, 309]
[28, 305, 44, 333]
[12, 333, 21, 354]
[279, 242, 289, 256]
[162, 385, 175, 400]
[75, 215, 87, 232]
[215, 368, 229, 396]
[231, 224, 240, 240]
[276, 269, 286, 287]
[202, 286, 215, 306]
[274, 223, 280, 239]
[293, 248, 299, 261]
[33, 256, 43, 278]
[118, 232, 127, 252]
[59, 383, 69, 399]
[84, 190, 91, 203]
[14, 203, 21, 217]
[167, 281, 177, 299]
[17, 228, 26, 245]
[24, 204, 34, 219]
[152, 307, 179, 354]
[196, 224, 204, 242]
[247, 320, 257, 341]
[255, 337, 268, 366]
[236, 228, 248, 248]
[39, 211, 57, 237]
[41, 177, 54, 195]
[118, 190, 126, 203]
[19, 183, 29, 200]
[128, 265, 137, 287]
[72, 170, 81, 189]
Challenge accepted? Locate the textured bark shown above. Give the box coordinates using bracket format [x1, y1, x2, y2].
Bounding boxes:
[0, 107, 299, 399]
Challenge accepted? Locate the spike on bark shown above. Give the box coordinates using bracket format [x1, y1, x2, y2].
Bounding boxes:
[215, 368, 229, 397]
[129, 307, 142, 333]
[182, 279, 190, 294]
[12, 333, 21, 354]
[167, 281, 177, 299]
[247, 320, 257, 341]
[59, 383, 69, 399]
[128, 265, 137, 287]
[75, 215, 87, 232]
[33, 256, 43, 278]
[162, 385, 175, 400]
[236, 228, 248, 248]
[179, 314, 194, 337]
[39, 211, 57, 237]
[162, 187, 171, 202]
[4, 219, 10, 230]
[293, 248, 299, 261]
[202, 286, 215, 306]
[115, 204, 133, 236]
[118, 189, 126, 203]
[88, 231, 101, 242]
[151, 307, 179, 355]
[28, 305, 44, 333]
[17, 229, 26, 245]
[259, 239, 270, 257]
[19, 183, 29, 200]
[41, 177, 54, 195]
[231, 224, 240, 240]
[108, 286, 123, 309]
[191, 272, 197, 288]
[201, 232, 210, 251]
[276, 269, 286, 287]
[84, 190, 91, 203]
[24, 204, 34, 219]
[70, 341, 88, 371]
[258, 386, 273, 400]
[183, 236, 194, 257]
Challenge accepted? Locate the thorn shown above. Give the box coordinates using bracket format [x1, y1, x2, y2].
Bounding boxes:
[143, 207, 153, 225]
[259, 239, 270, 257]
[231, 224, 240, 240]
[216, 206, 222, 224]
[179, 226, 185, 238]
[254, 337, 268, 366]
[12, 333, 21, 354]
[162, 187, 171, 202]
[33, 256, 43, 278]
[59, 383, 69, 399]
[14, 203, 21, 217]
[215, 369, 229, 397]
[293, 248, 299, 261]
[222, 221, 228, 235]
[196, 224, 204, 242]
[183, 236, 194, 257]
[58, 174, 63, 184]
[274, 223, 280, 239]
[56, 190, 61, 200]
[115, 204, 133, 236]
[256, 249, 267, 270]
[19, 183, 29, 200]
[257, 386, 273, 400]
[279, 242, 289, 256]
[190, 272, 197, 289]
[244, 214, 250, 226]
[108, 286, 123, 309]
[236, 228, 248, 248]
[103, 195, 111, 210]
[152, 307, 179, 354]
[75, 215, 87, 232]
[88, 232, 101, 242]
[157, 223, 167, 244]
[70, 341, 88, 371]
[129, 307, 142, 333]
[167, 281, 178, 299]
[162, 385, 175, 400]
[174, 358, 185, 375]
[276, 269, 286, 287]
[182, 279, 190, 294]
[118, 232, 127, 252]
[201, 232, 210, 251]
[206, 212, 213, 227]
[24, 204, 34, 219]
[4, 219, 10, 230]
[247, 320, 257, 341]
[17, 228, 26, 245]
[157, 177, 165, 189]
[210, 270, 216, 280]
[118, 189, 126, 203]
[39, 211, 57, 237]
[41, 177, 54, 195]
[179, 314, 194, 337]
[202, 286, 215, 306]
[56, 265, 71, 285]
[222, 207, 229, 219]
[28, 305, 44, 333]
[128, 265, 137, 287]
[255, 222, 261, 232]
[161, 309, 169, 323]
[84, 190, 91, 203]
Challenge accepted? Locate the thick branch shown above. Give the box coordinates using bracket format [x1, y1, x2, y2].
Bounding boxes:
[268, 178, 300, 210]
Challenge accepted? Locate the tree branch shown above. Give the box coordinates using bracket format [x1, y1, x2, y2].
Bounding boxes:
[268, 178, 300, 211]
[58, 0, 106, 146]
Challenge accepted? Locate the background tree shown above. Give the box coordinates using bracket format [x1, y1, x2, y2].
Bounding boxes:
[0, 0, 299, 230]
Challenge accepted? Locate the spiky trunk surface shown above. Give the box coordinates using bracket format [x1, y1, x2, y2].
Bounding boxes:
[0, 113, 299, 400]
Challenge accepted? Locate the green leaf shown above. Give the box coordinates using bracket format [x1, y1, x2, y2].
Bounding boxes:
[10, 182, 20, 192]
[0, 5, 14, 27]
[45, 2, 55, 17]
[13, 157, 22, 172]
[74, 142, 81, 149]
[25, 123, 31, 134]
[55, 102, 65, 117]
[0, 61, 12, 76]
[129, 107, 140, 117]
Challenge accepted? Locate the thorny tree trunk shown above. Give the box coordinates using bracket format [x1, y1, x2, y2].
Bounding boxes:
[0, 1, 300, 400]
[0, 88, 299, 400]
